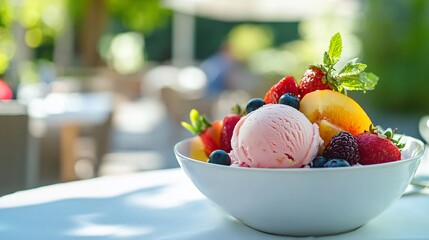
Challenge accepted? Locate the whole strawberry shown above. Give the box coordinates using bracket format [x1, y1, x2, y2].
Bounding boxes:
[264, 76, 299, 104]
[323, 131, 360, 165]
[298, 33, 379, 99]
[357, 127, 403, 165]
[220, 105, 244, 152]
[298, 67, 331, 99]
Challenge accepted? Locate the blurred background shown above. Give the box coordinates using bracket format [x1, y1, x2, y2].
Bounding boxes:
[0, 0, 428, 194]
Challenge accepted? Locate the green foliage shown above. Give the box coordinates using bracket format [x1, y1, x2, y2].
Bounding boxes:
[68, 0, 171, 34]
[0, 0, 13, 28]
[0, 0, 14, 75]
[19, 0, 67, 47]
[360, 0, 429, 114]
[108, 0, 171, 34]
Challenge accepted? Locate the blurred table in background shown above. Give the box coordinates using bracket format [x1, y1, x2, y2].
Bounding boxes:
[28, 92, 114, 185]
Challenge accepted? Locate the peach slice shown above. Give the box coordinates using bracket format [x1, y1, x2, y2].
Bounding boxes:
[189, 137, 209, 162]
[299, 90, 372, 147]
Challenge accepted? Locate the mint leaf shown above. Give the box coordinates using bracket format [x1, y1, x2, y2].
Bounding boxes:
[328, 33, 342, 65]
[323, 52, 331, 66]
[337, 58, 367, 78]
[340, 72, 379, 91]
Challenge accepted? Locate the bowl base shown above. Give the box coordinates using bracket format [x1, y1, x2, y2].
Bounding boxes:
[242, 221, 365, 237]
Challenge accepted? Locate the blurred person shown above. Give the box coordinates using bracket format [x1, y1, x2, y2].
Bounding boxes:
[0, 79, 13, 101]
[200, 43, 238, 98]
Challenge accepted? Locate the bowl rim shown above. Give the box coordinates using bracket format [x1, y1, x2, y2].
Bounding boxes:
[174, 136, 425, 173]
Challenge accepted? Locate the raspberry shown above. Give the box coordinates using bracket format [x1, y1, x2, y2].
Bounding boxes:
[323, 131, 360, 165]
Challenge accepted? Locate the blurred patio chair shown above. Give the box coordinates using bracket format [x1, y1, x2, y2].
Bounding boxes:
[160, 86, 214, 137]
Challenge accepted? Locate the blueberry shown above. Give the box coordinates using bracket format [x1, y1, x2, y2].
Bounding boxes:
[323, 158, 351, 168]
[246, 98, 265, 114]
[208, 150, 232, 165]
[279, 93, 299, 109]
[311, 156, 327, 168]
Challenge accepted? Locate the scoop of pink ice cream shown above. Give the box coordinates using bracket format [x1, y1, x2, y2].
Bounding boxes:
[229, 104, 323, 168]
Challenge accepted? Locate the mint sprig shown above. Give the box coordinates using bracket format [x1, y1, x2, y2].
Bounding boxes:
[317, 33, 379, 94]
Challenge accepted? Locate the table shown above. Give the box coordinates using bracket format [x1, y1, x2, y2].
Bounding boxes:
[28, 92, 114, 183]
[0, 155, 428, 239]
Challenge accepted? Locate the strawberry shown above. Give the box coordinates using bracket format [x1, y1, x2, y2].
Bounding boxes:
[298, 32, 379, 99]
[220, 105, 245, 152]
[220, 115, 241, 153]
[182, 109, 223, 155]
[298, 67, 331, 99]
[200, 120, 223, 155]
[264, 76, 299, 104]
[356, 126, 404, 165]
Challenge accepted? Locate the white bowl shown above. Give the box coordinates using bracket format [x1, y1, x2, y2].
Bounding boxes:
[174, 136, 425, 237]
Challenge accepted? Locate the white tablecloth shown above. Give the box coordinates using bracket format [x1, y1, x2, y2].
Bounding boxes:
[0, 159, 428, 239]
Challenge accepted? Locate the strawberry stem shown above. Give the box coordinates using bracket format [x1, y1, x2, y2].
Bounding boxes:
[367, 124, 405, 150]
[181, 109, 212, 135]
[231, 104, 245, 116]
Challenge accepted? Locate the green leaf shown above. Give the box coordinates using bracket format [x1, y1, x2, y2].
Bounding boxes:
[340, 72, 379, 91]
[328, 32, 342, 65]
[337, 58, 367, 78]
[190, 109, 201, 131]
[323, 51, 331, 66]
[181, 122, 197, 134]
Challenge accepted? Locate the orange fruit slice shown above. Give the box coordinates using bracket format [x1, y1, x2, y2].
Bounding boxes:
[299, 90, 372, 147]
[189, 137, 209, 162]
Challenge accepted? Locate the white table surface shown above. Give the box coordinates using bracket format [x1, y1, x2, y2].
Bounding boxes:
[1, 151, 428, 240]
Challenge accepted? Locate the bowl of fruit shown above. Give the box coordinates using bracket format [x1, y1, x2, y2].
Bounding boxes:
[174, 33, 425, 237]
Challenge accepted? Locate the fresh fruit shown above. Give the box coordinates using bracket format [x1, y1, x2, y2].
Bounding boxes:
[298, 33, 378, 99]
[189, 137, 208, 162]
[182, 109, 223, 155]
[220, 114, 242, 153]
[209, 149, 232, 165]
[323, 131, 360, 165]
[246, 98, 265, 114]
[310, 156, 327, 168]
[323, 159, 351, 168]
[357, 127, 403, 165]
[298, 67, 331, 99]
[279, 93, 300, 110]
[300, 90, 372, 148]
[264, 76, 299, 104]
